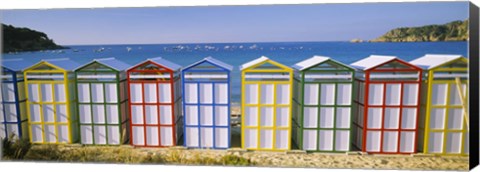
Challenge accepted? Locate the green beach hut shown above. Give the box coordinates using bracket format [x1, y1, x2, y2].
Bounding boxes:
[292, 56, 355, 152]
[74, 57, 130, 145]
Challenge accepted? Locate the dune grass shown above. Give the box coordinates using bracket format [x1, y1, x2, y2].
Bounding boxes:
[21, 145, 254, 165]
[1, 135, 468, 170]
[1, 135, 32, 160]
[1, 136, 254, 166]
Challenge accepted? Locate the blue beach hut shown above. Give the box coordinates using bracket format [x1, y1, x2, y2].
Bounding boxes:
[182, 57, 233, 149]
[0, 59, 34, 139]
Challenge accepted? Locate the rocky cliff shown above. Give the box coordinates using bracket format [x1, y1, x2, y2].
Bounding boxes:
[371, 20, 468, 42]
[2, 24, 67, 53]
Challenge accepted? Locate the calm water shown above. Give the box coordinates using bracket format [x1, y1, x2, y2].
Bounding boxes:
[1, 41, 468, 102]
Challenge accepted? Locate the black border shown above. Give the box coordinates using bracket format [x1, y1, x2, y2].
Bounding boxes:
[469, 1, 479, 170]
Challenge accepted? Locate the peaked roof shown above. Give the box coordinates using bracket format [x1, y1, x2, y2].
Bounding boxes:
[27, 58, 81, 71]
[292, 56, 330, 71]
[128, 57, 181, 71]
[2, 58, 35, 72]
[350, 55, 398, 71]
[239, 56, 269, 71]
[76, 57, 131, 71]
[239, 56, 291, 71]
[292, 55, 354, 71]
[183, 56, 233, 71]
[409, 54, 466, 70]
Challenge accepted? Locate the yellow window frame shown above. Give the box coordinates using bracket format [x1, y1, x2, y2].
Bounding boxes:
[422, 58, 469, 156]
[24, 61, 74, 144]
[241, 59, 293, 151]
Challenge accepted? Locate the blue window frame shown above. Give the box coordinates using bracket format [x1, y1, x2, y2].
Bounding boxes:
[1, 67, 28, 139]
[181, 57, 233, 149]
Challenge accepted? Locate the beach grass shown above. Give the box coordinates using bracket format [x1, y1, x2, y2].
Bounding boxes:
[0, 105, 469, 170]
[1, 133, 469, 170]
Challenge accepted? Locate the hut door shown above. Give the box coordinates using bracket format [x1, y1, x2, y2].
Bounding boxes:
[0, 82, 19, 138]
[28, 83, 69, 143]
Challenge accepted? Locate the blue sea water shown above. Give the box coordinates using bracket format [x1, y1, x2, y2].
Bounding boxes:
[1, 41, 468, 102]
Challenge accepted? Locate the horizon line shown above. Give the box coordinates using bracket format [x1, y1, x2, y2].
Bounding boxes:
[60, 40, 469, 46]
[60, 40, 360, 46]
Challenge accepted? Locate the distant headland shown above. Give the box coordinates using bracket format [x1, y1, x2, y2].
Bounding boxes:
[2, 24, 68, 53]
[369, 20, 468, 42]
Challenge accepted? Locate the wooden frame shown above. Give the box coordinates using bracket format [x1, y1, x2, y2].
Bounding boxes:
[241, 57, 293, 151]
[75, 60, 129, 145]
[352, 58, 422, 154]
[126, 59, 182, 147]
[0, 67, 28, 140]
[24, 61, 79, 144]
[416, 57, 469, 156]
[292, 58, 355, 153]
[181, 57, 232, 149]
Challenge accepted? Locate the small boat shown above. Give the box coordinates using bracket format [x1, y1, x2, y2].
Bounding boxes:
[94, 47, 105, 53]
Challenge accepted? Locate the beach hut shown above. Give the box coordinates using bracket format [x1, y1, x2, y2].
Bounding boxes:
[182, 57, 233, 149]
[350, 55, 422, 154]
[0, 59, 32, 140]
[240, 56, 293, 151]
[127, 57, 182, 147]
[291, 56, 355, 152]
[24, 58, 80, 144]
[410, 54, 469, 156]
[75, 58, 130, 145]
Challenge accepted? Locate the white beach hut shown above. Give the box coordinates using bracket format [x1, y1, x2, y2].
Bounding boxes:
[240, 56, 293, 151]
[181, 57, 233, 149]
[350, 55, 422, 154]
[127, 57, 183, 147]
[75, 57, 131, 145]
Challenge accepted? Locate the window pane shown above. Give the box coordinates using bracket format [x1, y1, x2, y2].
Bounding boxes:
[320, 84, 335, 105]
[304, 84, 319, 105]
[245, 84, 258, 104]
[385, 84, 401, 105]
[199, 84, 213, 104]
[431, 84, 447, 105]
[368, 84, 383, 105]
[260, 84, 274, 104]
[384, 108, 400, 129]
[319, 107, 334, 128]
[276, 84, 290, 105]
[403, 84, 418, 105]
[337, 84, 352, 105]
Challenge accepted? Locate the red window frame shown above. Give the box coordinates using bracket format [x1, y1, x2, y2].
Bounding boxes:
[354, 59, 422, 154]
[127, 62, 178, 147]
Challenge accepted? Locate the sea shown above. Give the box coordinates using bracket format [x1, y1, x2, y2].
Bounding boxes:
[1, 41, 468, 102]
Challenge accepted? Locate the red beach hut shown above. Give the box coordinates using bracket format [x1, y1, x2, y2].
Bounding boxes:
[126, 57, 182, 147]
[350, 55, 422, 154]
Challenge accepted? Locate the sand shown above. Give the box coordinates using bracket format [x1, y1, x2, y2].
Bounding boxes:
[14, 106, 468, 171]
[131, 147, 468, 170]
[223, 106, 469, 171]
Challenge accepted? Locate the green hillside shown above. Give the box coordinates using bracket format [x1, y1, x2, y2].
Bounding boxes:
[2, 24, 67, 53]
[371, 20, 468, 42]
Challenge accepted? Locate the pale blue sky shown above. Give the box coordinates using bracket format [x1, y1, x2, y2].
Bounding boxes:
[0, 2, 469, 45]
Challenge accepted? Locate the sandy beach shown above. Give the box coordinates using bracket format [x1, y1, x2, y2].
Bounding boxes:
[2, 104, 468, 171]
[19, 144, 468, 171]
[223, 106, 469, 170]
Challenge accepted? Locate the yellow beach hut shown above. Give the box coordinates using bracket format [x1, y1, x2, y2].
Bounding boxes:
[410, 54, 469, 156]
[240, 56, 293, 151]
[24, 58, 80, 144]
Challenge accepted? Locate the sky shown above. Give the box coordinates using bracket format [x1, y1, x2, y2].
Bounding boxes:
[0, 2, 469, 45]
